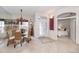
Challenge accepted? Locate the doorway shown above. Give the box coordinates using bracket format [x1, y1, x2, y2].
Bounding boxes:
[34, 16, 48, 38]
[57, 12, 76, 43]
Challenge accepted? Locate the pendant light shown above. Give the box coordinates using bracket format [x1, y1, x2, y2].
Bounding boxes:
[20, 9, 23, 25]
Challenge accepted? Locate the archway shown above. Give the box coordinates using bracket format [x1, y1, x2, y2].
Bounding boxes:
[57, 12, 76, 43]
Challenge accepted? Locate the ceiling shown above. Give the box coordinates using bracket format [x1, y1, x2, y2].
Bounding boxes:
[2, 6, 50, 16]
[1, 6, 76, 19]
[1, 6, 62, 17]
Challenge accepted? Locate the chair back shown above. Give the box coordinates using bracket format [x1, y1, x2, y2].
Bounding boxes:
[15, 30, 21, 40]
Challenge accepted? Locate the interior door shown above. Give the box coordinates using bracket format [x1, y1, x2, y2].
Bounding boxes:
[34, 16, 48, 38]
[37, 16, 48, 37]
[39, 21, 47, 37]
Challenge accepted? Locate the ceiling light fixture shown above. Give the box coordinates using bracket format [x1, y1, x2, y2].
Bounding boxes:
[20, 9, 23, 25]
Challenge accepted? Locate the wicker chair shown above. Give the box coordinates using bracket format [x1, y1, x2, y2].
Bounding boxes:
[14, 30, 22, 48]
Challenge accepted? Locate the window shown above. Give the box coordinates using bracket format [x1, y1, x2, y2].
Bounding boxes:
[0, 21, 4, 33]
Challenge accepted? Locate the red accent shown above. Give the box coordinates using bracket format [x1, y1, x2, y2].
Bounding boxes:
[49, 17, 54, 30]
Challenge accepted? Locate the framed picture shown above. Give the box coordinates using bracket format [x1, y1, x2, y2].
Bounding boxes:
[49, 16, 54, 30]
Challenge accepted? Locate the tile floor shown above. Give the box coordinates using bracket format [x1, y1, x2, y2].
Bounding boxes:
[0, 37, 79, 53]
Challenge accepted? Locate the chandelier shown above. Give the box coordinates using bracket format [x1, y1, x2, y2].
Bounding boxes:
[20, 9, 23, 25]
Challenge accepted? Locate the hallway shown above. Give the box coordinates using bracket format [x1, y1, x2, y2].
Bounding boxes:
[0, 37, 79, 53]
